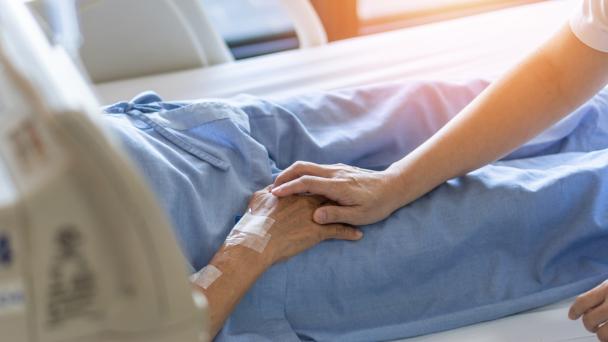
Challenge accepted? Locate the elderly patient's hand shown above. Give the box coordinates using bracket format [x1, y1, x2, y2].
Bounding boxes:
[569, 280, 608, 341]
[200, 189, 362, 340]
[247, 186, 363, 265]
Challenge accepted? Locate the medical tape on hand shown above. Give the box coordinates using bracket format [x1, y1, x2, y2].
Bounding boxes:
[225, 212, 275, 253]
[190, 265, 222, 290]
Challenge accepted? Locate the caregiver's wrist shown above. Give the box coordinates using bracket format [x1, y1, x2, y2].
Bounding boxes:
[382, 166, 414, 209]
[384, 162, 427, 208]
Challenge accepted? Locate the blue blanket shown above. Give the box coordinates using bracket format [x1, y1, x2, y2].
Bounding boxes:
[104, 80, 608, 341]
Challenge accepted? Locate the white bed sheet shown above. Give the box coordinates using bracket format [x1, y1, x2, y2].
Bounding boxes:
[96, 0, 580, 103]
[394, 299, 595, 342]
[96, 1, 598, 340]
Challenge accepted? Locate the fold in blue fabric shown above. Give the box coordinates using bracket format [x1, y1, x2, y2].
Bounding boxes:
[103, 80, 608, 341]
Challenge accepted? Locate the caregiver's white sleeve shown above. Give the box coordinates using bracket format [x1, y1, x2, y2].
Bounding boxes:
[570, 0, 608, 52]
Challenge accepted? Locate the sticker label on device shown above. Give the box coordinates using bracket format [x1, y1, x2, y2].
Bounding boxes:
[0, 281, 25, 315]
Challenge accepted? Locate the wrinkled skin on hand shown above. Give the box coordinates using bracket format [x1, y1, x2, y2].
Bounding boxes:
[247, 186, 363, 266]
[272, 162, 402, 225]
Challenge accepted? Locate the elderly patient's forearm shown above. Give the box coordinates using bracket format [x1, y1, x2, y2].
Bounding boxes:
[193, 245, 270, 339]
[191, 188, 362, 339]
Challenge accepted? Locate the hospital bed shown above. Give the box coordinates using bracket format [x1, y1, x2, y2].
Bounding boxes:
[95, 1, 599, 341]
[96, 0, 581, 102]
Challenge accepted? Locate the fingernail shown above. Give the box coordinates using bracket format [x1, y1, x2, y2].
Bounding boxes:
[355, 230, 363, 239]
[314, 210, 327, 224]
[271, 186, 282, 195]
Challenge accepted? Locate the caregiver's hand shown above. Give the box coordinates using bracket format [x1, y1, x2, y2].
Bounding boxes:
[248, 186, 364, 265]
[271, 162, 403, 225]
[569, 280, 608, 341]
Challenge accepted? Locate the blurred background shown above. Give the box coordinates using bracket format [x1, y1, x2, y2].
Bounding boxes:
[205, 0, 544, 59]
[22, 0, 564, 97]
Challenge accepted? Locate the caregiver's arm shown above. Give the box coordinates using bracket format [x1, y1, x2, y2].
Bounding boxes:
[383, 24, 608, 211]
[272, 24, 608, 225]
[192, 188, 363, 339]
[387, 24, 608, 210]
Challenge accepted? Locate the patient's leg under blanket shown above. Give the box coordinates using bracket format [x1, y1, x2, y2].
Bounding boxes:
[104, 80, 608, 342]
[220, 82, 608, 341]
[235, 79, 608, 171]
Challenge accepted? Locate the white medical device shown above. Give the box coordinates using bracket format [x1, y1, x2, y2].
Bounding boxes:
[0, 0, 209, 341]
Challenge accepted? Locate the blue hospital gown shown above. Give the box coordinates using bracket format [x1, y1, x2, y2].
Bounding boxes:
[103, 80, 608, 341]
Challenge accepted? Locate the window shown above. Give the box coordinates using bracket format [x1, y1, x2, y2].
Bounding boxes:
[205, 0, 545, 59]
[358, 0, 544, 34]
[203, 0, 298, 59]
